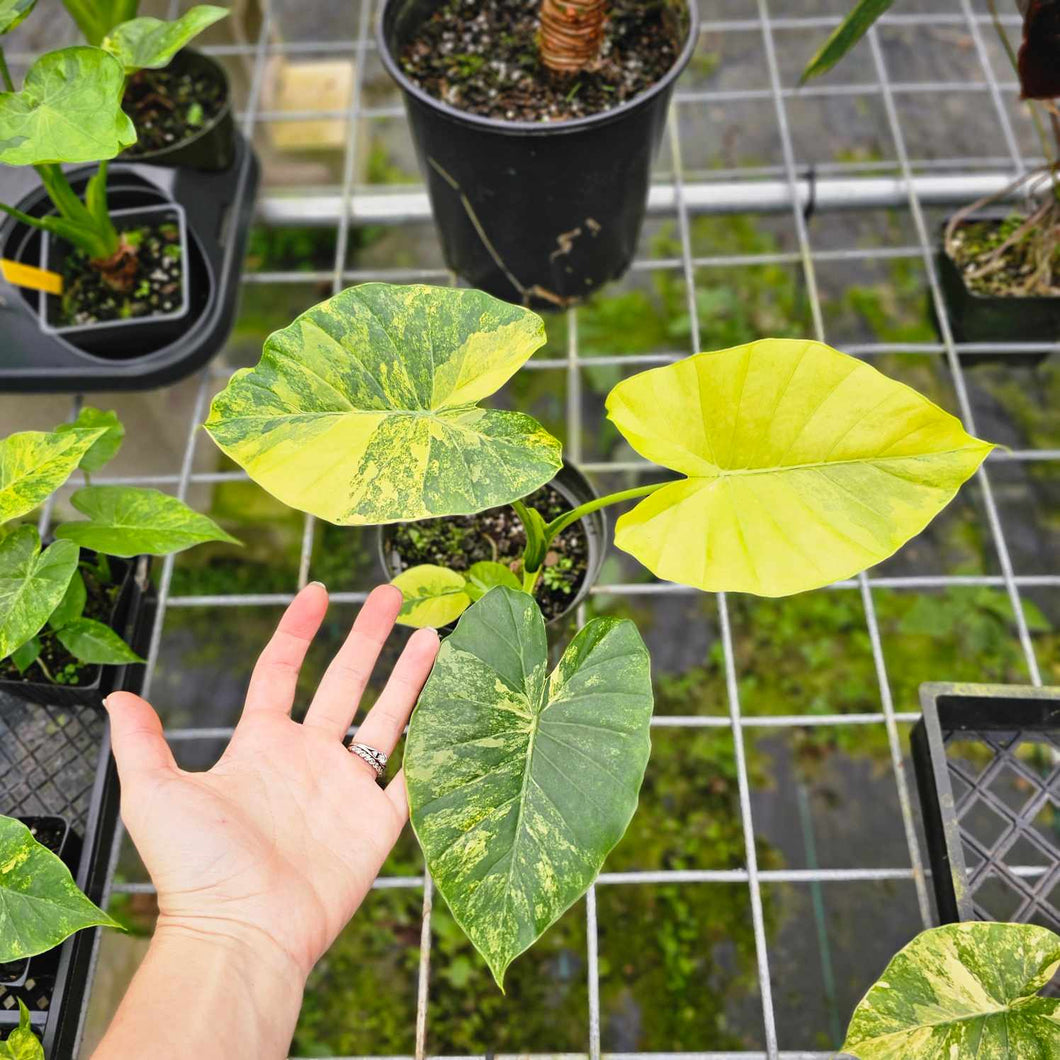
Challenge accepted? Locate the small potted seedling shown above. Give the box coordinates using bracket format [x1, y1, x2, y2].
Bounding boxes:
[0, 407, 239, 709]
[62, 2, 236, 171]
[376, 0, 698, 306]
[801, 0, 1059, 354]
[204, 282, 993, 985]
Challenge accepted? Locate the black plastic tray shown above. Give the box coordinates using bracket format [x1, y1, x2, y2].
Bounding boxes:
[0, 133, 259, 392]
[912, 682, 1060, 929]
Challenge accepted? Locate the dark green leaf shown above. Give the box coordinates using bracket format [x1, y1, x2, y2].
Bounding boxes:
[56, 618, 142, 664]
[48, 569, 86, 630]
[9, 636, 40, 675]
[56, 408, 124, 474]
[465, 560, 521, 602]
[801, 0, 894, 81]
[0, 528, 79, 659]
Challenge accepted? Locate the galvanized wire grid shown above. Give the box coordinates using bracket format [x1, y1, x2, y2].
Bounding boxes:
[10, 0, 1055, 1055]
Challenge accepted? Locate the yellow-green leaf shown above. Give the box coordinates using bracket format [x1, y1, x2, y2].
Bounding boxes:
[0, 428, 105, 524]
[842, 922, 1060, 1058]
[55, 407, 124, 474]
[102, 5, 230, 74]
[0, 0, 36, 36]
[392, 564, 470, 628]
[0, 1000, 43, 1060]
[465, 560, 521, 601]
[203, 284, 561, 525]
[606, 339, 993, 597]
[0, 528, 79, 659]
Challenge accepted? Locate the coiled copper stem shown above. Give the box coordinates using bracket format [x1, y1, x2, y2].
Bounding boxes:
[540, 0, 607, 74]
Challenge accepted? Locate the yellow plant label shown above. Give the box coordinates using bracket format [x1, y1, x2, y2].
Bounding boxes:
[0, 259, 62, 295]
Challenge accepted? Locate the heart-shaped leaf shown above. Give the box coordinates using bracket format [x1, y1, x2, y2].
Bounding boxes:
[203, 284, 561, 525]
[0, 815, 118, 963]
[48, 568, 85, 630]
[103, 5, 230, 73]
[0, 0, 36, 36]
[842, 921, 1060, 1058]
[392, 564, 471, 629]
[406, 586, 653, 987]
[465, 560, 521, 601]
[56, 617, 141, 664]
[56, 407, 124, 474]
[0, 528, 79, 659]
[54, 486, 240, 557]
[606, 339, 993, 597]
[0, 428, 105, 525]
[0, 1000, 42, 1060]
[0, 47, 136, 166]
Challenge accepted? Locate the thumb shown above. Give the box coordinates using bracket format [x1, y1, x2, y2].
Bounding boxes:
[104, 691, 178, 779]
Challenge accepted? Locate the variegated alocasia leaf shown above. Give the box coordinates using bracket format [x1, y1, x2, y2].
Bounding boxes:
[606, 339, 993, 597]
[0, 47, 136, 166]
[0, 428, 105, 525]
[203, 284, 561, 525]
[56, 618, 142, 665]
[54, 486, 240, 557]
[465, 560, 521, 601]
[842, 921, 1060, 1058]
[56, 407, 124, 474]
[0, 0, 36, 36]
[0, 815, 118, 963]
[0, 1000, 43, 1060]
[0, 527, 79, 659]
[392, 564, 471, 629]
[406, 586, 653, 988]
[102, 5, 230, 73]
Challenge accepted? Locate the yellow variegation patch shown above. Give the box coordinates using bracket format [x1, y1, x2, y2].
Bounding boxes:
[0, 428, 105, 525]
[203, 284, 562, 525]
[392, 564, 470, 628]
[606, 339, 993, 596]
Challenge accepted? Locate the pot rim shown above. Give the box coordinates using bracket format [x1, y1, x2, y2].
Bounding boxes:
[376, 0, 700, 137]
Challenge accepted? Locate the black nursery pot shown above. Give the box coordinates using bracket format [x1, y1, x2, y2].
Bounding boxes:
[377, 0, 698, 308]
[378, 462, 609, 627]
[123, 50, 237, 172]
[0, 817, 82, 990]
[0, 555, 147, 711]
[937, 208, 1059, 366]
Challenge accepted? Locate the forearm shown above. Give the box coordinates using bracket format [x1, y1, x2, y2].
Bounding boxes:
[92, 920, 306, 1060]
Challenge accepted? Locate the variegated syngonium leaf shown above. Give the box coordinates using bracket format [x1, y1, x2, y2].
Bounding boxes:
[0, 427, 106, 524]
[842, 921, 1060, 1058]
[405, 586, 653, 988]
[606, 339, 993, 597]
[203, 284, 562, 525]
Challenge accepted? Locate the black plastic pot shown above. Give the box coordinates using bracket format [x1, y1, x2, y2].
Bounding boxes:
[0, 555, 146, 711]
[378, 462, 608, 627]
[123, 50, 236, 172]
[38, 202, 191, 357]
[0, 818, 83, 990]
[0, 133, 259, 391]
[377, 0, 697, 308]
[912, 682, 1060, 930]
[937, 208, 1059, 366]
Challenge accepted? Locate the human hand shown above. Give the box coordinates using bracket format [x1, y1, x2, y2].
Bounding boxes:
[104, 583, 439, 983]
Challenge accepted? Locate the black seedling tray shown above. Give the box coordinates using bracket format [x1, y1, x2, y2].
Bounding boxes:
[912, 682, 1060, 930]
[0, 133, 258, 392]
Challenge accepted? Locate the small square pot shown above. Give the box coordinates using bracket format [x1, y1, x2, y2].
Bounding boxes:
[38, 203, 191, 358]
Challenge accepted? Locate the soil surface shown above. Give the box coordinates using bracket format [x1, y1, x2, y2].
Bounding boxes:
[51, 220, 185, 327]
[948, 212, 1060, 298]
[382, 484, 589, 622]
[123, 64, 226, 156]
[0, 561, 121, 687]
[399, 0, 681, 122]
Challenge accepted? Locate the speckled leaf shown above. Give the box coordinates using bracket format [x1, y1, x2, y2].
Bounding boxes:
[48, 568, 85, 629]
[0, 815, 118, 962]
[103, 5, 230, 73]
[606, 339, 993, 597]
[0, 0, 36, 36]
[0, 47, 136, 166]
[842, 922, 1060, 1059]
[406, 586, 653, 988]
[54, 486, 240, 557]
[0, 527, 79, 659]
[56, 407, 124, 474]
[465, 560, 521, 601]
[392, 564, 470, 629]
[203, 284, 561, 525]
[0, 1000, 43, 1060]
[0, 428, 105, 524]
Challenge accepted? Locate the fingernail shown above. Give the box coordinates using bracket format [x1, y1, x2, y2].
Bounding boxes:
[308, 580, 327, 591]
[101, 695, 112, 710]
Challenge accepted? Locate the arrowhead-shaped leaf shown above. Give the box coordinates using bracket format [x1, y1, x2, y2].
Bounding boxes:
[842, 921, 1060, 1058]
[0, 0, 36, 36]
[54, 486, 240, 557]
[0, 528, 79, 658]
[0, 47, 136, 166]
[406, 586, 653, 987]
[56, 407, 124, 474]
[102, 5, 230, 73]
[0, 428, 105, 524]
[203, 284, 561, 525]
[606, 339, 993, 597]
[0, 1000, 43, 1060]
[392, 564, 471, 629]
[0, 815, 118, 963]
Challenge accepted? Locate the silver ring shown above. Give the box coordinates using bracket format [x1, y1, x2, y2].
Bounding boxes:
[348, 742, 388, 778]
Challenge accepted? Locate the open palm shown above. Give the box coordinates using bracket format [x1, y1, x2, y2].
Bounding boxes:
[105, 583, 438, 978]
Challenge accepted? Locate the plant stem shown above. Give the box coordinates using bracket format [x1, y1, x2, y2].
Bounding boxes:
[34, 654, 55, 683]
[0, 46, 14, 93]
